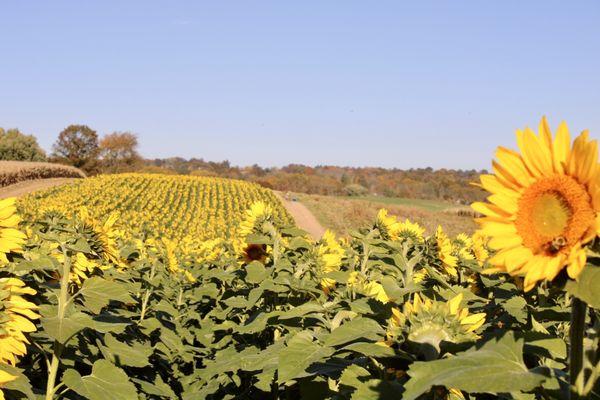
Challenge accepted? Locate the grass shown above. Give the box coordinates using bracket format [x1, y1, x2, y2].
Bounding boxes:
[347, 195, 455, 212]
[298, 193, 477, 238]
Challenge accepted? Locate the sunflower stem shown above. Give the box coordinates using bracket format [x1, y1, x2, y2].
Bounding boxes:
[45, 247, 71, 400]
[569, 296, 587, 399]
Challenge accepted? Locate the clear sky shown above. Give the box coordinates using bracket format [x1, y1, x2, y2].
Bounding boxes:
[1, 1, 599, 169]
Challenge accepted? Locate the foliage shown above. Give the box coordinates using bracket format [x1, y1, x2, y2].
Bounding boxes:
[144, 159, 486, 204]
[99, 132, 142, 173]
[2, 187, 599, 399]
[0, 161, 85, 188]
[52, 125, 100, 174]
[0, 128, 46, 162]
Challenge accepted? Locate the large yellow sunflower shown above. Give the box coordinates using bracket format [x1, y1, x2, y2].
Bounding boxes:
[473, 117, 600, 291]
[0, 198, 27, 265]
[0, 277, 39, 365]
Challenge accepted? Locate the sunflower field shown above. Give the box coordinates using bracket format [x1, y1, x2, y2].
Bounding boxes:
[1, 117, 600, 400]
[17, 173, 293, 243]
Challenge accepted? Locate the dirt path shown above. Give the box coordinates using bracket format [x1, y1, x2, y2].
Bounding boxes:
[0, 178, 75, 199]
[276, 193, 326, 239]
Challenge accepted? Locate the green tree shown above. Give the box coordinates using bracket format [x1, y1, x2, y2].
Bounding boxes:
[52, 125, 100, 173]
[0, 128, 47, 161]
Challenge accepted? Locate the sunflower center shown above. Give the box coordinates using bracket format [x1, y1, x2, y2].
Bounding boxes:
[531, 193, 571, 237]
[515, 175, 594, 256]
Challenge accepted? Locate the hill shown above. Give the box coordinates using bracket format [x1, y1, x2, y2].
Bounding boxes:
[18, 173, 293, 242]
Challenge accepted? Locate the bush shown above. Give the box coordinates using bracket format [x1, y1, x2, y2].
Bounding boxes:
[0, 128, 47, 161]
[343, 183, 369, 196]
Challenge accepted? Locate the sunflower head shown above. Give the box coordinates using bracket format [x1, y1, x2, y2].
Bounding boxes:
[434, 227, 458, 277]
[0, 277, 39, 365]
[0, 198, 27, 265]
[375, 209, 400, 241]
[473, 117, 600, 291]
[397, 219, 426, 242]
[471, 231, 490, 266]
[315, 230, 345, 293]
[388, 293, 485, 357]
[238, 201, 273, 238]
[77, 208, 123, 267]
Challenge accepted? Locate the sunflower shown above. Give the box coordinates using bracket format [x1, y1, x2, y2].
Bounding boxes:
[375, 209, 400, 240]
[397, 219, 426, 242]
[161, 239, 196, 283]
[387, 293, 485, 352]
[70, 253, 102, 286]
[346, 272, 390, 303]
[315, 230, 345, 293]
[78, 208, 123, 267]
[234, 238, 269, 264]
[0, 277, 39, 365]
[473, 117, 600, 291]
[435, 227, 458, 277]
[454, 233, 474, 261]
[238, 201, 273, 238]
[471, 231, 489, 266]
[0, 198, 27, 265]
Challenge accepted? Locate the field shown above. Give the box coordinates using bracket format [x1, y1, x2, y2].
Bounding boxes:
[18, 173, 293, 242]
[299, 193, 476, 237]
[348, 195, 457, 212]
[2, 120, 600, 400]
[0, 160, 85, 187]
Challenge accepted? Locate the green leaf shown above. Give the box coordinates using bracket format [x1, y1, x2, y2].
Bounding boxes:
[101, 334, 152, 367]
[41, 310, 93, 344]
[245, 261, 267, 283]
[78, 277, 135, 314]
[131, 375, 177, 398]
[503, 296, 528, 323]
[324, 317, 385, 347]
[278, 302, 324, 320]
[278, 332, 335, 383]
[565, 266, 600, 309]
[342, 342, 396, 358]
[403, 333, 547, 399]
[339, 365, 403, 400]
[63, 360, 138, 400]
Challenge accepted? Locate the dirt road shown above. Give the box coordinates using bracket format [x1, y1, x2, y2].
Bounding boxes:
[276, 193, 326, 239]
[0, 178, 75, 199]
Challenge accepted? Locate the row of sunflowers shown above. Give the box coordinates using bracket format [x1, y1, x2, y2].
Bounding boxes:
[0, 117, 599, 399]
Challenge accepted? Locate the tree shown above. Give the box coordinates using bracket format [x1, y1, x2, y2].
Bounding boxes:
[99, 131, 142, 172]
[52, 125, 100, 173]
[0, 128, 47, 161]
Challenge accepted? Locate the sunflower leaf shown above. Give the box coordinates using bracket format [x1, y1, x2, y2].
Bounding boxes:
[565, 265, 600, 309]
[402, 332, 547, 399]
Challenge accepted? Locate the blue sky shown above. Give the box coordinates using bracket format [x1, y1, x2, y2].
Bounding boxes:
[1, 1, 599, 169]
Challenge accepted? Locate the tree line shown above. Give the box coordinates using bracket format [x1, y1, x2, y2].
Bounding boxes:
[0, 125, 486, 203]
[0, 125, 141, 174]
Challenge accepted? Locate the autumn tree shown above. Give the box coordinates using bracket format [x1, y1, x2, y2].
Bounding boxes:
[0, 128, 47, 161]
[52, 125, 100, 173]
[99, 131, 142, 172]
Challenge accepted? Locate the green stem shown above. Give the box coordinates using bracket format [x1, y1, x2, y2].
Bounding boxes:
[570, 296, 587, 399]
[138, 262, 156, 323]
[45, 248, 71, 400]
